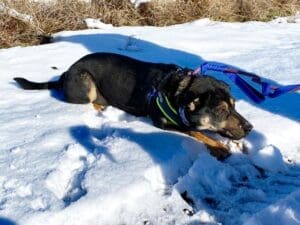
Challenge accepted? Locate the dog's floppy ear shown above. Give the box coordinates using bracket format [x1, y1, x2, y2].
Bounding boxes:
[176, 76, 218, 107]
[175, 76, 193, 96]
[216, 80, 230, 93]
[157, 71, 189, 96]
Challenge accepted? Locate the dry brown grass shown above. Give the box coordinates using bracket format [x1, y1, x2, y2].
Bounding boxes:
[0, 0, 299, 48]
[143, 0, 299, 24]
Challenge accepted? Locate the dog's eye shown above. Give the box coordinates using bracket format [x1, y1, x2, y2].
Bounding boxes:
[216, 103, 230, 118]
[218, 108, 229, 118]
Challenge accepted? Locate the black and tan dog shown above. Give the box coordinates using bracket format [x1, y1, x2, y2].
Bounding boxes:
[14, 52, 252, 159]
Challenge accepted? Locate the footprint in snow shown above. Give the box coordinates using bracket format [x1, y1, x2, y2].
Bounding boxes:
[174, 147, 300, 225]
[45, 144, 95, 206]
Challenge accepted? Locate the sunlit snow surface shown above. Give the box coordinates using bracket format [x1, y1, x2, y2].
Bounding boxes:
[0, 17, 300, 225]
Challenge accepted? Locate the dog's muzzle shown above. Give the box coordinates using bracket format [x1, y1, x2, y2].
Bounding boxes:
[219, 111, 253, 140]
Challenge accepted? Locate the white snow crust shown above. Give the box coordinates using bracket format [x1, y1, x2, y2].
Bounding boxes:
[0, 18, 300, 225]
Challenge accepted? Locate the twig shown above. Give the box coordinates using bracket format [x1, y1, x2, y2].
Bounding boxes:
[0, 3, 44, 34]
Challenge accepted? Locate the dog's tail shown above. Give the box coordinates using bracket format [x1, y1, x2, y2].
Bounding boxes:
[14, 73, 65, 90]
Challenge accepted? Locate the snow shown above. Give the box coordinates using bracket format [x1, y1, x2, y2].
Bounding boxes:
[245, 190, 300, 225]
[250, 145, 287, 173]
[0, 3, 33, 24]
[131, 0, 151, 8]
[84, 18, 113, 29]
[0, 18, 300, 225]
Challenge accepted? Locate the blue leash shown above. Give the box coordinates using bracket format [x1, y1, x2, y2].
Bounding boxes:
[196, 62, 300, 103]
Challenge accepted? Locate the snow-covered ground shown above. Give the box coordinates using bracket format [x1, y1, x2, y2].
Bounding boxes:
[0, 17, 300, 225]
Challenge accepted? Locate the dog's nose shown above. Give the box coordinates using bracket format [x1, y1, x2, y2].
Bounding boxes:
[243, 122, 253, 133]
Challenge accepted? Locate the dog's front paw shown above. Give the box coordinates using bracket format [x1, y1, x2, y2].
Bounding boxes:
[226, 139, 248, 154]
[92, 103, 106, 111]
[206, 144, 231, 161]
[187, 131, 231, 160]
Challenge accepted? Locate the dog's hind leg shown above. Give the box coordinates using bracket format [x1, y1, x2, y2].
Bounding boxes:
[86, 76, 108, 111]
[188, 131, 230, 160]
[91, 87, 108, 112]
[63, 71, 108, 109]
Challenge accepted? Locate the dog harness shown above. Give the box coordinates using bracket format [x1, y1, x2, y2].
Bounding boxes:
[193, 62, 300, 103]
[148, 90, 190, 128]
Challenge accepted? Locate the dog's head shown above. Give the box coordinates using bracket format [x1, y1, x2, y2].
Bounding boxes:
[160, 73, 253, 139]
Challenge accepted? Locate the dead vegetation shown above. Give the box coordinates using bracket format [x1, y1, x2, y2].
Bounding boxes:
[0, 0, 299, 48]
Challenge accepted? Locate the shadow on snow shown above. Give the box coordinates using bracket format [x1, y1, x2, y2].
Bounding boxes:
[69, 124, 300, 224]
[57, 33, 300, 224]
[0, 218, 18, 225]
[55, 33, 300, 122]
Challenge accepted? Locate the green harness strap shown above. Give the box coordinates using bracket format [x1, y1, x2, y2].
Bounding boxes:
[155, 93, 181, 127]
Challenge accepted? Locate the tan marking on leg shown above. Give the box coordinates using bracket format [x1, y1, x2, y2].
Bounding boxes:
[87, 80, 97, 102]
[188, 131, 230, 160]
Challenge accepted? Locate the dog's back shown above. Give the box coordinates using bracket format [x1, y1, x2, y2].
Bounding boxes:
[14, 52, 180, 116]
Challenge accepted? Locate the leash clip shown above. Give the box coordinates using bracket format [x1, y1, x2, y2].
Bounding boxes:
[188, 67, 201, 76]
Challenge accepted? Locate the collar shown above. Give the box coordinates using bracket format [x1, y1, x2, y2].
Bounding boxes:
[179, 107, 190, 127]
[150, 91, 190, 128]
